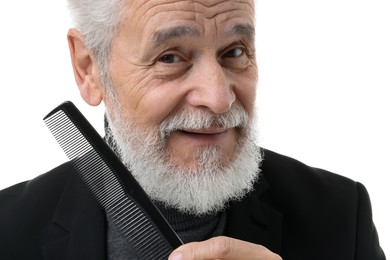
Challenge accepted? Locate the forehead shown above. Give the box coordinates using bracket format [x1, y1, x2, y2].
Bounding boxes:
[127, 0, 255, 18]
[121, 0, 255, 38]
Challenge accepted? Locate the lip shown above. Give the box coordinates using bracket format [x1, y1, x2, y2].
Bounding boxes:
[173, 127, 231, 145]
[182, 127, 228, 135]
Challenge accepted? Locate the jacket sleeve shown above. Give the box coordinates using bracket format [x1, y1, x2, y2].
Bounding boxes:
[355, 182, 386, 260]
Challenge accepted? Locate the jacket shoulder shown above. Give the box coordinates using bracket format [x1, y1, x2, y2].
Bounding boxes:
[0, 162, 76, 254]
[0, 162, 75, 212]
[260, 148, 357, 197]
[258, 148, 359, 219]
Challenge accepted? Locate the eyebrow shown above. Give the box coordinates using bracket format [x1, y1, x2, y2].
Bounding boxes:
[224, 24, 255, 41]
[152, 25, 200, 47]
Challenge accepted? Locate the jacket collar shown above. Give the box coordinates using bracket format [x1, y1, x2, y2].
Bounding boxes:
[226, 174, 283, 254]
[42, 168, 106, 260]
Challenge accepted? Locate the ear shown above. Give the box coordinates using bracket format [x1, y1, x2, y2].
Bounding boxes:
[67, 28, 103, 106]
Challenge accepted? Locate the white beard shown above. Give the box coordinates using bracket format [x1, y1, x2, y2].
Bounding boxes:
[105, 98, 262, 216]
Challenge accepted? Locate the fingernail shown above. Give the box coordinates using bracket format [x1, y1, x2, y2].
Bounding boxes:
[169, 251, 183, 260]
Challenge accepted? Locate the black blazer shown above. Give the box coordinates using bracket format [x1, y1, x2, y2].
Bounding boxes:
[0, 149, 385, 259]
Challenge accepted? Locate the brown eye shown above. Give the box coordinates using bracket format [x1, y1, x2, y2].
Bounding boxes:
[158, 54, 182, 63]
[224, 47, 244, 58]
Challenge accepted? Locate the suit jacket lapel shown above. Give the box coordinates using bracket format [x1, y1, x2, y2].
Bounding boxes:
[42, 170, 106, 260]
[226, 175, 283, 254]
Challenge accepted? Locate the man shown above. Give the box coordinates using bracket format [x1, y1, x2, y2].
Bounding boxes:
[0, 0, 385, 259]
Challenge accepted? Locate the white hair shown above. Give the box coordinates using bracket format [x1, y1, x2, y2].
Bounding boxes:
[67, 0, 126, 77]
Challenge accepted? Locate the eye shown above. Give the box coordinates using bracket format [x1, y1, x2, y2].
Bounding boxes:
[158, 53, 183, 64]
[223, 47, 244, 58]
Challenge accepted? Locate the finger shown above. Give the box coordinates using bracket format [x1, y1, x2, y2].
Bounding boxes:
[168, 236, 282, 260]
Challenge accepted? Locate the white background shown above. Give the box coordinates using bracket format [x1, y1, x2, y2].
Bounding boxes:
[0, 0, 388, 254]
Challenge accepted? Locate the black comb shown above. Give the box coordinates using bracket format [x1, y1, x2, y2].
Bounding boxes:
[43, 101, 182, 259]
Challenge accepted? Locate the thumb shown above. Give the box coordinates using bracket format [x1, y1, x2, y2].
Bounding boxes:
[168, 237, 242, 259]
[168, 236, 282, 260]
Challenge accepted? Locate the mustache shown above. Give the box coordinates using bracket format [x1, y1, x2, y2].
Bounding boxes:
[159, 103, 249, 140]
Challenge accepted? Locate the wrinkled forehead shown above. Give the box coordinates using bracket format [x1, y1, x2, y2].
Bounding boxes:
[127, 0, 255, 17]
[122, 0, 255, 34]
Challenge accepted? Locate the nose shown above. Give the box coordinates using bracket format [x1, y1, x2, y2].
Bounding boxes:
[185, 57, 236, 114]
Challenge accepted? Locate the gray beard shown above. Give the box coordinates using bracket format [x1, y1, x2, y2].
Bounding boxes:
[105, 102, 262, 216]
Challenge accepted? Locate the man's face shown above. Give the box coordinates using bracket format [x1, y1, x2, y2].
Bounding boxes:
[105, 0, 258, 170]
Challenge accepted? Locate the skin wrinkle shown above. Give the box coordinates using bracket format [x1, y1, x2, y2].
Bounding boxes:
[191, 0, 254, 17]
[192, 1, 254, 20]
[134, 2, 196, 22]
[108, 64, 152, 118]
[127, 79, 157, 119]
[108, 46, 163, 116]
[130, 0, 253, 24]
[121, 71, 192, 123]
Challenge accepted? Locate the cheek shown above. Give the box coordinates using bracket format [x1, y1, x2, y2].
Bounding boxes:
[110, 71, 188, 126]
[135, 84, 184, 123]
[231, 67, 258, 115]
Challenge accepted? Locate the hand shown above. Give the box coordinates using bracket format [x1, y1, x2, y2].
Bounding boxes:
[168, 236, 282, 260]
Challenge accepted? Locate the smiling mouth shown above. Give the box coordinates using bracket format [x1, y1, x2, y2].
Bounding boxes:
[173, 128, 230, 144]
[181, 127, 228, 135]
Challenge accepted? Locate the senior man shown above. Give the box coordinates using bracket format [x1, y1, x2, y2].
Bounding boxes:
[0, 0, 385, 259]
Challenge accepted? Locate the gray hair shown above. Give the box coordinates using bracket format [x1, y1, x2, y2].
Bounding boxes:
[67, 0, 126, 79]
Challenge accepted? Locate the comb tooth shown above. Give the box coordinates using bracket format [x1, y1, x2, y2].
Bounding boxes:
[110, 201, 135, 219]
[113, 200, 140, 225]
[45, 115, 92, 160]
[142, 241, 171, 259]
[43, 101, 182, 259]
[133, 226, 161, 248]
